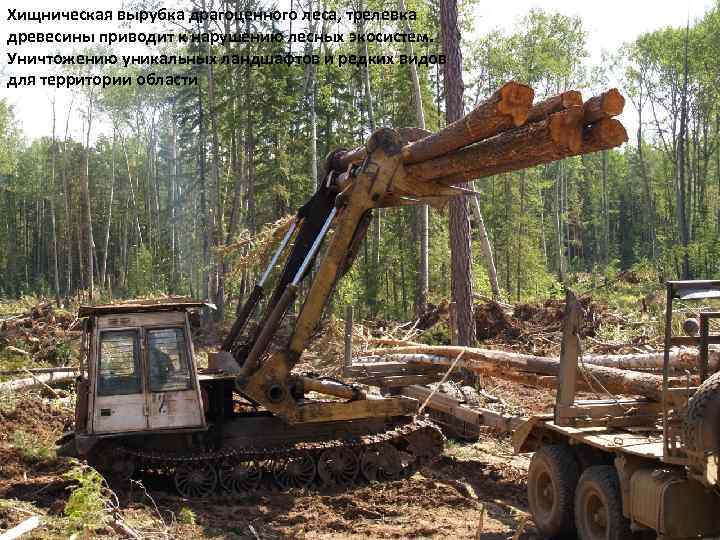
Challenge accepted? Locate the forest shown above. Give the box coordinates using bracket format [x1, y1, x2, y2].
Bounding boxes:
[1, 0, 719, 327]
[3, 2, 720, 538]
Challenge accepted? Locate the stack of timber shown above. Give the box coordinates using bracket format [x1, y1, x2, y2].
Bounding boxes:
[358, 346, 683, 403]
[345, 354, 447, 387]
[338, 83, 627, 191]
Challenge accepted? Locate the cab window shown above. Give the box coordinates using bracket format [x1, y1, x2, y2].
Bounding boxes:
[147, 328, 193, 392]
[98, 330, 142, 396]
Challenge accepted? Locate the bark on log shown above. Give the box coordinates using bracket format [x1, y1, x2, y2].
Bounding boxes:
[429, 115, 626, 185]
[334, 87, 625, 179]
[583, 88, 625, 124]
[363, 346, 667, 401]
[406, 107, 584, 183]
[526, 90, 583, 123]
[576, 348, 715, 370]
[402, 81, 534, 165]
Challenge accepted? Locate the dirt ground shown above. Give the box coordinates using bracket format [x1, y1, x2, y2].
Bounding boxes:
[0, 388, 545, 539]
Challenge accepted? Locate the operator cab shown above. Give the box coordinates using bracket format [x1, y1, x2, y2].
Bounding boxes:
[71, 301, 208, 449]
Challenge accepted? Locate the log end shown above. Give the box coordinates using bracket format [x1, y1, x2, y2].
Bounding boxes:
[562, 90, 584, 109]
[497, 81, 535, 127]
[584, 118, 629, 149]
[583, 88, 626, 124]
[549, 106, 584, 153]
[601, 88, 626, 117]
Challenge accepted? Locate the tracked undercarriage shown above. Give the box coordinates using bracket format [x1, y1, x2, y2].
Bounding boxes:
[88, 417, 443, 498]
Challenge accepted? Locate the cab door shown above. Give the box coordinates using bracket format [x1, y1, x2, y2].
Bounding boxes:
[145, 326, 204, 430]
[92, 329, 148, 433]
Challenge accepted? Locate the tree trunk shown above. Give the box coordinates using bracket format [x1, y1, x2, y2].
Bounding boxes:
[677, 23, 691, 279]
[49, 100, 61, 306]
[204, 2, 224, 321]
[198, 76, 210, 307]
[440, 0, 475, 347]
[170, 111, 179, 292]
[399, 0, 430, 315]
[81, 107, 96, 301]
[470, 183, 500, 298]
[100, 127, 116, 290]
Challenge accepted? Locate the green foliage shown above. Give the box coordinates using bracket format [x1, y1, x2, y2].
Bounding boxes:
[1, 2, 720, 327]
[63, 463, 111, 532]
[127, 245, 160, 297]
[12, 430, 54, 460]
[177, 507, 197, 525]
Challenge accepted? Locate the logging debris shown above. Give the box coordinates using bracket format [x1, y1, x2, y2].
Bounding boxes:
[0, 302, 78, 365]
[413, 296, 639, 357]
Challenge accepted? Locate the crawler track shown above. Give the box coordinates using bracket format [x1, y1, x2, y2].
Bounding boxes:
[111, 418, 444, 498]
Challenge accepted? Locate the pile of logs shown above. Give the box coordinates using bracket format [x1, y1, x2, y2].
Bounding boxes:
[356, 345, 709, 403]
[338, 82, 627, 188]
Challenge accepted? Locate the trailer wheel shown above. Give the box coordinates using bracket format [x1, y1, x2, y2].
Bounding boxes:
[684, 370, 720, 454]
[527, 445, 579, 538]
[574, 466, 633, 540]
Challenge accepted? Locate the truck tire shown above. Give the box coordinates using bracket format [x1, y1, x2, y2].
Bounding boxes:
[574, 465, 633, 540]
[528, 445, 579, 538]
[683, 370, 720, 454]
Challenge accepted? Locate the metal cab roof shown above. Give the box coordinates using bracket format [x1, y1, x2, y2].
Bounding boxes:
[78, 298, 211, 318]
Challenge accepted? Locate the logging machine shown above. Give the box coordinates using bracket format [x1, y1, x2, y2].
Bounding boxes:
[56, 82, 627, 497]
[516, 284, 720, 539]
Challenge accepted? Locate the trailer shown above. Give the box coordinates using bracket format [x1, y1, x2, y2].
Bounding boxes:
[513, 283, 720, 539]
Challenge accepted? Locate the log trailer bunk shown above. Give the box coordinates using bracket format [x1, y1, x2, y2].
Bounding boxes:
[56, 82, 626, 498]
[515, 283, 720, 539]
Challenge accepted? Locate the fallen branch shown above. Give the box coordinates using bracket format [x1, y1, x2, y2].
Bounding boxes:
[109, 519, 142, 540]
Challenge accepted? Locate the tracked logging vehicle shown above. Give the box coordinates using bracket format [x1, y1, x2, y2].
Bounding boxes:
[56, 129, 450, 497]
[516, 283, 720, 539]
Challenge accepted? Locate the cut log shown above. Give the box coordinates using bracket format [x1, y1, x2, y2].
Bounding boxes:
[576, 348, 714, 370]
[402, 81, 534, 165]
[526, 90, 583, 123]
[360, 348, 707, 371]
[407, 107, 584, 183]
[583, 88, 625, 124]
[0, 366, 79, 377]
[575, 118, 628, 154]
[363, 346, 668, 401]
[366, 338, 422, 347]
[0, 370, 80, 392]
[427, 115, 626, 186]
